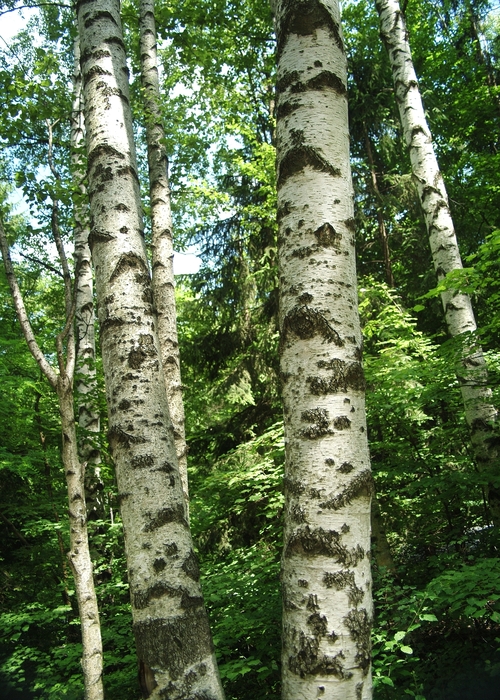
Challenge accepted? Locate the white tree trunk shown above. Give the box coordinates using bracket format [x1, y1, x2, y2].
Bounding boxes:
[75, 1, 224, 696]
[72, 36, 104, 520]
[139, 0, 189, 507]
[376, 0, 500, 524]
[275, 2, 373, 698]
[0, 219, 104, 700]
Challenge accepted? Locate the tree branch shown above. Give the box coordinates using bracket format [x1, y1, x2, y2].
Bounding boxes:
[0, 216, 58, 388]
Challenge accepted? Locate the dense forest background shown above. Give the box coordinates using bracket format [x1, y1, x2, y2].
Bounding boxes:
[1, 0, 500, 698]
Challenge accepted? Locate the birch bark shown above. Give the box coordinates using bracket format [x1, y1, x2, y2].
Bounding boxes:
[72, 36, 104, 520]
[75, 1, 224, 696]
[0, 218, 104, 700]
[275, 1, 373, 697]
[139, 0, 189, 506]
[375, 0, 500, 525]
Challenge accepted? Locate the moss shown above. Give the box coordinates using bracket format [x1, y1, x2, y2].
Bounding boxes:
[319, 469, 373, 510]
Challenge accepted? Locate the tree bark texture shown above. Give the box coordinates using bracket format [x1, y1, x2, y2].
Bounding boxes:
[72, 35, 104, 520]
[275, 2, 373, 698]
[376, 0, 500, 525]
[139, 0, 189, 507]
[75, 2, 224, 697]
[0, 218, 104, 700]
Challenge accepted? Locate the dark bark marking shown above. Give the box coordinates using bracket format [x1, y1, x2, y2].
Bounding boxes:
[307, 612, 328, 636]
[277, 200, 293, 221]
[288, 633, 351, 679]
[115, 203, 129, 212]
[306, 70, 346, 95]
[277, 98, 301, 120]
[88, 228, 116, 251]
[108, 425, 146, 447]
[338, 462, 354, 474]
[284, 477, 306, 496]
[277, 0, 344, 59]
[144, 504, 187, 532]
[131, 453, 155, 469]
[344, 608, 371, 674]
[277, 70, 301, 93]
[83, 10, 118, 28]
[344, 217, 356, 232]
[291, 504, 307, 522]
[325, 458, 335, 466]
[298, 579, 309, 588]
[314, 222, 342, 248]
[320, 469, 373, 510]
[333, 415, 351, 430]
[87, 143, 125, 170]
[134, 609, 213, 682]
[278, 145, 341, 187]
[356, 682, 364, 700]
[300, 408, 331, 439]
[133, 581, 182, 610]
[181, 551, 201, 581]
[309, 359, 365, 394]
[283, 305, 343, 345]
[110, 252, 149, 282]
[165, 542, 178, 556]
[286, 526, 365, 566]
[82, 64, 112, 87]
[153, 558, 166, 573]
[323, 569, 354, 590]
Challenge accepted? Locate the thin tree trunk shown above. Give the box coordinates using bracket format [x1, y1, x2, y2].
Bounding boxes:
[0, 217, 104, 700]
[274, 1, 373, 697]
[71, 35, 104, 520]
[139, 0, 189, 507]
[363, 123, 394, 288]
[376, 0, 500, 525]
[75, 1, 224, 696]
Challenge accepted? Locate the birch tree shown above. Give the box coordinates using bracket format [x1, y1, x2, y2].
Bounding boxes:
[139, 0, 189, 506]
[75, 0, 224, 695]
[274, 1, 373, 697]
[71, 36, 104, 519]
[375, 0, 500, 525]
[0, 212, 104, 700]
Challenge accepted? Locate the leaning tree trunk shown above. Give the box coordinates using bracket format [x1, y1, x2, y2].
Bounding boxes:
[375, 0, 500, 525]
[274, 1, 373, 698]
[75, 1, 224, 697]
[71, 35, 104, 520]
[0, 217, 104, 700]
[139, 0, 189, 507]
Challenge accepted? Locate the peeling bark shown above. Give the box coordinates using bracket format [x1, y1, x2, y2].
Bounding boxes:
[76, 1, 224, 696]
[139, 0, 189, 508]
[376, 0, 500, 526]
[275, 1, 373, 697]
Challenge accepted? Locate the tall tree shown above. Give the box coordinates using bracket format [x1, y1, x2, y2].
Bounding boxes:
[75, 0, 224, 696]
[0, 210, 104, 699]
[375, 0, 500, 525]
[274, 1, 373, 697]
[71, 36, 104, 519]
[139, 0, 189, 506]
